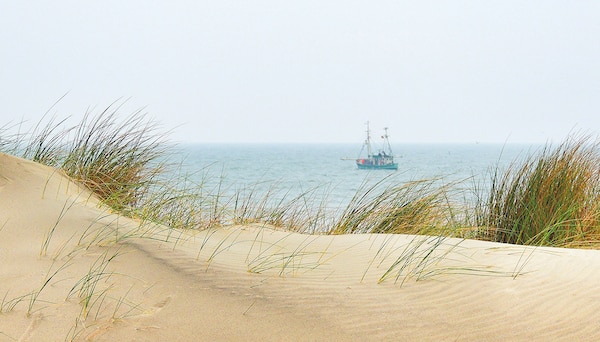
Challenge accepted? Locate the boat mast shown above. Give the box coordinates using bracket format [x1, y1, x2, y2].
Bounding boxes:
[383, 127, 393, 156]
[365, 121, 372, 157]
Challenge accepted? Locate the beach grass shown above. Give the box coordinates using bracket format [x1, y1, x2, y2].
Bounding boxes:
[66, 248, 122, 320]
[15, 102, 170, 214]
[4, 105, 600, 250]
[476, 135, 600, 248]
[328, 176, 460, 236]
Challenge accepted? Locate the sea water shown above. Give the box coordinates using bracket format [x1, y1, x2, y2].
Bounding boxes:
[172, 143, 539, 211]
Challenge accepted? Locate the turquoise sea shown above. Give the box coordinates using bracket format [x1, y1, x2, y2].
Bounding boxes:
[173, 143, 539, 210]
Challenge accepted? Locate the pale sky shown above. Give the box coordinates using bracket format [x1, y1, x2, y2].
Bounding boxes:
[1, 1, 599, 144]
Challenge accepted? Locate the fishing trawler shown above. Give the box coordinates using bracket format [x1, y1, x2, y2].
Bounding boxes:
[356, 122, 398, 170]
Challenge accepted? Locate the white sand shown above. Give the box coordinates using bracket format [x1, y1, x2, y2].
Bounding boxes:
[1, 152, 600, 341]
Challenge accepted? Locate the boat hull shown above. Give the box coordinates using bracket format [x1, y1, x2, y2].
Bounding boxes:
[356, 160, 398, 170]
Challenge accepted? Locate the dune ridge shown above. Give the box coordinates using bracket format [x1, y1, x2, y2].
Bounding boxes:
[1, 152, 600, 341]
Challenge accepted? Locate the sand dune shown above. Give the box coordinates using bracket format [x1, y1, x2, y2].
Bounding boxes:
[1, 152, 600, 341]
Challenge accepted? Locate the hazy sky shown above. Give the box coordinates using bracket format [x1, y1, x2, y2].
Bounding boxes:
[2, 1, 599, 144]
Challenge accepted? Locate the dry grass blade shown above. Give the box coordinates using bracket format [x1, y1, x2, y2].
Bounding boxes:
[66, 248, 122, 320]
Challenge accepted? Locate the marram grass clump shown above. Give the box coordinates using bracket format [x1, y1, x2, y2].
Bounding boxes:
[329, 177, 460, 236]
[10, 102, 171, 215]
[477, 136, 600, 247]
[61, 109, 170, 212]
